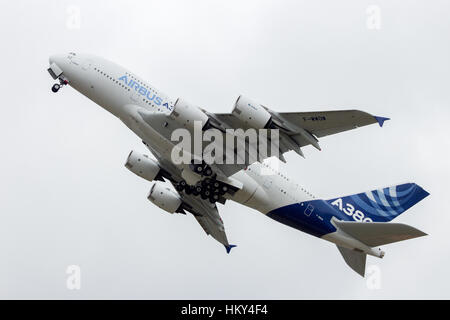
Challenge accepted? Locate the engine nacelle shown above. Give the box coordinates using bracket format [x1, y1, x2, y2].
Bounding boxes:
[232, 95, 272, 129]
[147, 181, 182, 214]
[169, 98, 209, 130]
[125, 151, 161, 182]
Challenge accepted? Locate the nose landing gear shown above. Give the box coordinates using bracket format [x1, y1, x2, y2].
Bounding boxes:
[51, 78, 68, 93]
[51, 84, 61, 93]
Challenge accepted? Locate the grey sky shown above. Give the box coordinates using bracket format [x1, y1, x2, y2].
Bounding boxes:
[1, 0, 449, 299]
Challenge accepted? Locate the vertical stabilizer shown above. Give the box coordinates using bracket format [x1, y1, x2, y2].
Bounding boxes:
[326, 183, 429, 222]
[336, 245, 366, 277]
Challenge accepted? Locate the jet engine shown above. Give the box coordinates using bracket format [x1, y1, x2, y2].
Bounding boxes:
[169, 98, 210, 130]
[125, 151, 161, 182]
[147, 181, 183, 214]
[232, 95, 273, 129]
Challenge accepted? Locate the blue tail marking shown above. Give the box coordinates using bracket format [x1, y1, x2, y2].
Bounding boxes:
[267, 183, 429, 238]
[326, 183, 429, 222]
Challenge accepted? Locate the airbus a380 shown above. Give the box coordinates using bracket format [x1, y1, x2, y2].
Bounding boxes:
[48, 52, 429, 276]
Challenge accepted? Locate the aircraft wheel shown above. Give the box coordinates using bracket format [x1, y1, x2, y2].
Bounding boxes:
[195, 165, 203, 174]
[185, 186, 193, 195]
[204, 167, 213, 176]
[209, 194, 219, 203]
[51, 84, 60, 93]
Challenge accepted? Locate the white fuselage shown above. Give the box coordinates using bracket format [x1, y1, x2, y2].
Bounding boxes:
[48, 53, 385, 259]
[49, 53, 315, 213]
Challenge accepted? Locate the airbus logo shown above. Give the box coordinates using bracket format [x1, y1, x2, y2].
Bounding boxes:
[118, 75, 171, 110]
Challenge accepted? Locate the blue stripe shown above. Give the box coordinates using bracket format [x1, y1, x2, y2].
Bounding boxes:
[268, 183, 429, 238]
[267, 200, 342, 238]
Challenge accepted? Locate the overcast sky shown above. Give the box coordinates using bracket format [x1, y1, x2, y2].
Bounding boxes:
[1, 0, 449, 299]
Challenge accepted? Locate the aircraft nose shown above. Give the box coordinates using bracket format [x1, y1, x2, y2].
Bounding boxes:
[49, 54, 65, 65]
[48, 54, 68, 81]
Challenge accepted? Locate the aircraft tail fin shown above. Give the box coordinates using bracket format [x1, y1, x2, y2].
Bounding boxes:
[326, 183, 429, 222]
[334, 220, 427, 247]
[336, 245, 366, 277]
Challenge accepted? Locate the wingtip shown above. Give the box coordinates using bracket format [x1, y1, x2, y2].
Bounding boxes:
[374, 116, 390, 127]
[225, 244, 237, 254]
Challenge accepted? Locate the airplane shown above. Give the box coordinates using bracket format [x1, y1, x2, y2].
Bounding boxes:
[48, 52, 429, 276]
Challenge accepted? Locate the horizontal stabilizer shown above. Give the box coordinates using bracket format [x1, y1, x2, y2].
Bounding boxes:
[335, 220, 427, 247]
[337, 245, 366, 277]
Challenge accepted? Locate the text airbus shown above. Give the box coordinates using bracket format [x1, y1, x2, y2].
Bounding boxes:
[118, 75, 171, 110]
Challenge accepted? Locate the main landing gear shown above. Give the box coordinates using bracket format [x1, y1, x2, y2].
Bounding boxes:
[189, 160, 213, 177]
[175, 177, 229, 204]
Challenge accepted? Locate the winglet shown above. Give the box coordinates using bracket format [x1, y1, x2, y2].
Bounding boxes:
[224, 244, 237, 254]
[374, 116, 390, 127]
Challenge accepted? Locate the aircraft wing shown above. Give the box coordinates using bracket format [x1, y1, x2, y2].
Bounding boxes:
[211, 109, 387, 175]
[137, 109, 274, 179]
[138, 104, 387, 179]
[179, 193, 234, 251]
[275, 110, 389, 138]
[147, 148, 235, 252]
[214, 109, 388, 146]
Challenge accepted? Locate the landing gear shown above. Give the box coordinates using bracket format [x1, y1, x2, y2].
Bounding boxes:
[184, 185, 193, 195]
[51, 84, 61, 93]
[193, 186, 202, 196]
[175, 178, 231, 204]
[189, 160, 213, 177]
[51, 77, 68, 93]
[209, 193, 220, 203]
[194, 165, 204, 174]
[204, 167, 213, 176]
